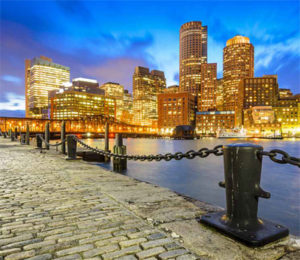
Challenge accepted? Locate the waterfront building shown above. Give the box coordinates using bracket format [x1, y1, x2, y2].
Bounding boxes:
[25, 56, 70, 118]
[179, 21, 207, 96]
[236, 75, 279, 126]
[49, 90, 116, 120]
[72, 78, 101, 94]
[198, 63, 217, 111]
[273, 97, 300, 137]
[133, 66, 166, 126]
[243, 106, 281, 137]
[158, 92, 195, 134]
[100, 82, 124, 121]
[279, 88, 293, 99]
[216, 78, 224, 111]
[223, 36, 254, 111]
[163, 85, 179, 93]
[195, 111, 235, 136]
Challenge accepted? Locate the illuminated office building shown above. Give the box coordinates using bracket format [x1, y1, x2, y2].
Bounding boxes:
[50, 90, 116, 120]
[133, 66, 166, 126]
[158, 92, 195, 133]
[100, 82, 124, 120]
[223, 36, 254, 111]
[25, 56, 70, 118]
[198, 63, 217, 111]
[216, 78, 224, 111]
[279, 88, 293, 99]
[163, 85, 179, 93]
[195, 111, 235, 136]
[236, 76, 279, 126]
[273, 97, 299, 137]
[179, 21, 207, 95]
[121, 90, 134, 124]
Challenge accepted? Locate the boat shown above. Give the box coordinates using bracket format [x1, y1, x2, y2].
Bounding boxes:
[217, 127, 250, 139]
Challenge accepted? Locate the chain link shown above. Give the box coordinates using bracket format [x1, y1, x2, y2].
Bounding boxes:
[259, 150, 300, 167]
[72, 135, 223, 162]
[38, 134, 66, 147]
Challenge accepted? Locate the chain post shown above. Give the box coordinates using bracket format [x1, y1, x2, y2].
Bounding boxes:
[36, 134, 42, 149]
[45, 122, 50, 150]
[61, 121, 66, 154]
[3, 132, 7, 138]
[104, 122, 110, 162]
[200, 143, 289, 246]
[26, 122, 30, 145]
[66, 135, 77, 160]
[20, 134, 26, 145]
[10, 128, 15, 141]
[113, 134, 127, 172]
[14, 127, 18, 140]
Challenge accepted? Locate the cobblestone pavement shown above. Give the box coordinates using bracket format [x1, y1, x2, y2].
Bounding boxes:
[0, 138, 299, 260]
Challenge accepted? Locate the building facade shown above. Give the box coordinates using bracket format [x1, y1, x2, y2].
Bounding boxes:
[158, 92, 195, 134]
[223, 36, 254, 111]
[25, 56, 70, 118]
[216, 78, 224, 111]
[179, 21, 207, 95]
[279, 88, 293, 99]
[100, 82, 124, 121]
[198, 63, 217, 111]
[50, 91, 116, 120]
[133, 66, 166, 126]
[195, 111, 235, 136]
[236, 75, 279, 126]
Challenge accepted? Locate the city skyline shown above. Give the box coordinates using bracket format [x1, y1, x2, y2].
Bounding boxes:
[1, 0, 300, 117]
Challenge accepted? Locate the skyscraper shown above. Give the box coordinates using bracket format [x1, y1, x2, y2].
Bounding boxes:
[133, 66, 166, 126]
[179, 21, 207, 95]
[223, 36, 254, 111]
[25, 56, 70, 118]
[198, 63, 217, 111]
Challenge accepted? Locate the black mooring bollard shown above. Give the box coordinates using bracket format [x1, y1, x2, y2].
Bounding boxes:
[14, 127, 18, 140]
[26, 123, 30, 145]
[66, 135, 77, 160]
[113, 134, 127, 172]
[8, 129, 11, 138]
[36, 134, 42, 149]
[45, 122, 50, 150]
[200, 143, 289, 247]
[61, 121, 66, 154]
[3, 132, 7, 138]
[11, 129, 15, 141]
[104, 122, 110, 162]
[20, 134, 26, 145]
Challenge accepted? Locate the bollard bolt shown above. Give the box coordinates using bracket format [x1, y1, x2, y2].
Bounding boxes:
[200, 143, 289, 246]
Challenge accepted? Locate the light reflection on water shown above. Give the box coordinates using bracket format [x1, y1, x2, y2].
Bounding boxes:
[82, 138, 300, 235]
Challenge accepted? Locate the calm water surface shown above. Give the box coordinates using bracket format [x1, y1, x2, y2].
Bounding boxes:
[81, 138, 300, 235]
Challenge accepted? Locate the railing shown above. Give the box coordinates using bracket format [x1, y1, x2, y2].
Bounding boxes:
[1, 123, 299, 247]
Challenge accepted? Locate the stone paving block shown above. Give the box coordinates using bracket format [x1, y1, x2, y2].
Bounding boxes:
[158, 249, 188, 259]
[23, 240, 56, 250]
[26, 254, 52, 260]
[136, 246, 166, 259]
[115, 255, 138, 260]
[55, 244, 94, 257]
[1, 238, 43, 250]
[102, 245, 141, 259]
[54, 254, 82, 260]
[0, 248, 21, 257]
[119, 238, 147, 248]
[0, 234, 33, 246]
[83, 244, 119, 258]
[5, 250, 35, 260]
[141, 238, 173, 250]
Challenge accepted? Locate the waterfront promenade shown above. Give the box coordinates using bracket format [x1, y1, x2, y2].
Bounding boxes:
[0, 138, 299, 260]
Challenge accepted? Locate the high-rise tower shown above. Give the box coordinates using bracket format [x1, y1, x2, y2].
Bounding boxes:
[25, 56, 70, 118]
[179, 21, 207, 95]
[223, 35, 254, 111]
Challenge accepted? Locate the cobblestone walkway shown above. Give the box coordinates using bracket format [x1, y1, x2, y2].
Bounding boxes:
[0, 139, 299, 260]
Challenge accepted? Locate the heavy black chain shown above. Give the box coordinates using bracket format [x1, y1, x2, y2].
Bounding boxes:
[73, 135, 223, 162]
[259, 150, 300, 167]
[38, 134, 66, 147]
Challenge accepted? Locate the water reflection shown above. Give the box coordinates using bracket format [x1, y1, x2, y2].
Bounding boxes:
[81, 138, 300, 235]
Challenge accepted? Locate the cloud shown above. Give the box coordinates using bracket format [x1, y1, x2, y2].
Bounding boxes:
[255, 35, 300, 72]
[0, 93, 25, 111]
[82, 57, 151, 90]
[1, 75, 22, 84]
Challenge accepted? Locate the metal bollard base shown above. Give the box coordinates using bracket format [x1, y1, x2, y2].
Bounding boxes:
[200, 211, 289, 247]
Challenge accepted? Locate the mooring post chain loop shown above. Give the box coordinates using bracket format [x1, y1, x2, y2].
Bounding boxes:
[38, 134, 67, 147]
[259, 149, 300, 168]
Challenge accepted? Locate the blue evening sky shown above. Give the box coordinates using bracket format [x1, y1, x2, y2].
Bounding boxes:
[0, 0, 299, 116]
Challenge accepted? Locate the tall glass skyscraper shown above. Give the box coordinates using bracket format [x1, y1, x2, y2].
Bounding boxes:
[25, 56, 70, 118]
[223, 36, 254, 111]
[179, 21, 207, 96]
